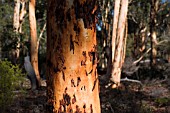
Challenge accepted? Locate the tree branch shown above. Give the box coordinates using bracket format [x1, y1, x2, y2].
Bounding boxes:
[133, 40, 168, 64]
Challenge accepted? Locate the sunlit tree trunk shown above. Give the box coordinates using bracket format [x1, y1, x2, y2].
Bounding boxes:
[150, 0, 159, 66]
[13, 0, 27, 64]
[29, 0, 41, 87]
[46, 0, 100, 112]
[111, 0, 128, 85]
[139, 26, 147, 55]
[13, 0, 20, 33]
[13, 0, 20, 63]
[19, 0, 27, 33]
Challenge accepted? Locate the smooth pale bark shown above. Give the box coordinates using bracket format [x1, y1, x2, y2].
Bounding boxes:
[29, 0, 41, 87]
[13, 0, 27, 63]
[19, 0, 27, 33]
[13, 0, 20, 32]
[13, 0, 20, 63]
[111, 0, 128, 85]
[47, 0, 100, 113]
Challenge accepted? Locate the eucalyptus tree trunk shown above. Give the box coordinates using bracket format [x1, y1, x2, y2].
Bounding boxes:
[46, 0, 100, 112]
[111, 0, 128, 86]
[13, 0, 27, 64]
[13, 0, 20, 63]
[150, 0, 159, 66]
[29, 0, 41, 88]
[139, 26, 147, 55]
[19, 0, 27, 33]
[13, 0, 20, 32]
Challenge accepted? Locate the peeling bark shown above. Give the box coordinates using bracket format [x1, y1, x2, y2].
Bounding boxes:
[47, 0, 100, 113]
[111, 0, 128, 85]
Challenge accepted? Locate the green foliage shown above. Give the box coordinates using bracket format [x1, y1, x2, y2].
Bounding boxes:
[126, 34, 134, 57]
[155, 97, 170, 107]
[0, 0, 47, 62]
[0, 60, 25, 111]
[0, 2, 15, 51]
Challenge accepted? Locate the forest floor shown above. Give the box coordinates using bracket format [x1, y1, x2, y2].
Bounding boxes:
[4, 65, 170, 113]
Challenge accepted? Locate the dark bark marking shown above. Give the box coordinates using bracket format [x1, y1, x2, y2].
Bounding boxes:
[90, 104, 93, 113]
[75, 105, 82, 113]
[65, 87, 67, 92]
[67, 105, 73, 113]
[73, 24, 80, 36]
[81, 86, 86, 91]
[70, 35, 75, 54]
[73, 0, 98, 29]
[92, 78, 98, 91]
[62, 71, 65, 81]
[72, 94, 76, 104]
[63, 66, 66, 70]
[59, 55, 65, 64]
[58, 87, 73, 113]
[83, 104, 86, 113]
[70, 34, 79, 54]
[83, 104, 87, 113]
[53, 67, 59, 73]
[85, 71, 88, 76]
[71, 79, 76, 87]
[81, 60, 86, 66]
[59, 99, 66, 112]
[95, 69, 97, 78]
[77, 77, 81, 86]
[81, 51, 87, 66]
[88, 51, 96, 65]
[82, 51, 86, 56]
[87, 69, 93, 75]
[63, 93, 71, 106]
[83, 104, 86, 109]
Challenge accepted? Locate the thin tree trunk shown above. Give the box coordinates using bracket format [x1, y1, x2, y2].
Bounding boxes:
[13, 0, 20, 32]
[111, 0, 128, 85]
[150, 0, 159, 66]
[29, 0, 41, 88]
[13, 0, 27, 64]
[47, 0, 100, 112]
[19, 0, 27, 33]
[13, 0, 20, 63]
[139, 26, 147, 54]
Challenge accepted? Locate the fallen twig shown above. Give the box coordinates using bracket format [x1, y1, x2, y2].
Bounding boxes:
[120, 77, 142, 86]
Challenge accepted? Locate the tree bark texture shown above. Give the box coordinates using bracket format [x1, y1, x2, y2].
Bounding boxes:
[150, 0, 159, 66]
[29, 0, 41, 87]
[13, 0, 20, 63]
[46, 0, 100, 113]
[13, 0, 20, 32]
[111, 0, 128, 85]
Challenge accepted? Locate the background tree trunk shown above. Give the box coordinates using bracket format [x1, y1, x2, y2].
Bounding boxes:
[111, 0, 128, 85]
[150, 0, 159, 66]
[29, 0, 41, 88]
[46, 0, 100, 112]
[13, 0, 20, 63]
[13, 0, 20, 33]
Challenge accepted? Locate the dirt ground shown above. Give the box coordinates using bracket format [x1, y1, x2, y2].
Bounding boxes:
[4, 67, 170, 113]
